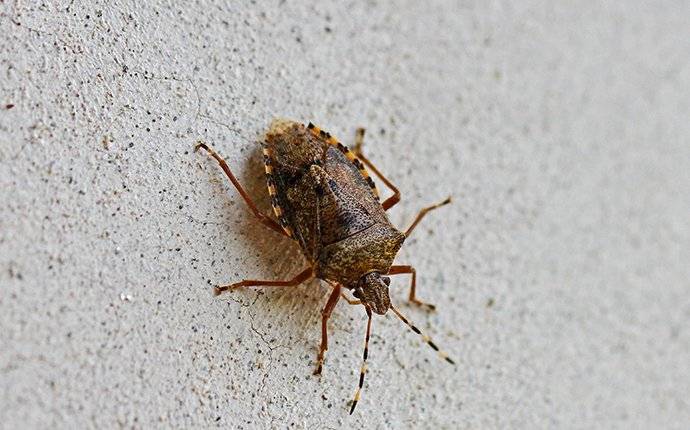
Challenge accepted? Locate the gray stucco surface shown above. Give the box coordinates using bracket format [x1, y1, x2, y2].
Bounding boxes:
[2, 1, 689, 428]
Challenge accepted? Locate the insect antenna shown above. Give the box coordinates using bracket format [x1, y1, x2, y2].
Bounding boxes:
[390, 305, 455, 365]
[349, 307, 373, 414]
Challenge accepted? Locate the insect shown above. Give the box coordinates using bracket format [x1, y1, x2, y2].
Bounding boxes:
[196, 119, 453, 413]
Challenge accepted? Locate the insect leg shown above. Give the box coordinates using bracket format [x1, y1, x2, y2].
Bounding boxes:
[352, 127, 366, 155]
[352, 128, 401, 210]
[212, 266, 313, 296]
[403, 196, 452, 237]
[314, 284, 341, 375]
[390, 304, 455, 365]
[340, 291, 362, 305]
[388, 265, 435, 311]
[349, 307, 373, 414]
[195, 141, 288, 237]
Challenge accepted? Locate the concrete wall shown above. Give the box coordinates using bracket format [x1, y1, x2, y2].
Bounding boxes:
[2, 1, 689, 428]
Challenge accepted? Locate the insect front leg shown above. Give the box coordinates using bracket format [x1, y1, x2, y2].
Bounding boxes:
[212, 266, 313, 296]
[314, 284, 341, 375]
[195, 141, 289, 237]
[339, 291, 362, 305]
[387, 265, 435, 311]
[352, 128, 401, 210]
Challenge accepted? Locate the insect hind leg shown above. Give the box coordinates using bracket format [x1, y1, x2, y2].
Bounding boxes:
[195, 141, 288, 237]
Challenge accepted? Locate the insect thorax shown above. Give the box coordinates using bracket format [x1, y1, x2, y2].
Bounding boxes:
[317, 223, 405, 287]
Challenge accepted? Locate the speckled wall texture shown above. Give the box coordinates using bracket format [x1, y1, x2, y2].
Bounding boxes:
[1, 1, 689, 428]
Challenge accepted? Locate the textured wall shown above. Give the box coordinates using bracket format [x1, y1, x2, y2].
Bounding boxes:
[2, 1, 689, 428]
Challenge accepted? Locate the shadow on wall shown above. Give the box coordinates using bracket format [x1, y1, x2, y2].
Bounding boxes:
[191, 139, 332, 338]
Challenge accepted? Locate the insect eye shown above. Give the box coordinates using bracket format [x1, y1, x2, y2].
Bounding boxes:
[382, 276, 391, 286]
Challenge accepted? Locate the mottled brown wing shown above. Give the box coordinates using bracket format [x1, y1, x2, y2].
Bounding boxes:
[321, 145, 388, 227]
[276, 153, 388, 261]
[264, 119, 390, 262]
[305, 122, 381, 202]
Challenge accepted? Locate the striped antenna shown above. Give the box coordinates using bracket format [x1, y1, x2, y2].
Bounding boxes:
[390, 305, 455, 365]
[349, 307, 373, 414]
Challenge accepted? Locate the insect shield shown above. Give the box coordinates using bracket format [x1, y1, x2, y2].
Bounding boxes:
[196, 119, 452, 413]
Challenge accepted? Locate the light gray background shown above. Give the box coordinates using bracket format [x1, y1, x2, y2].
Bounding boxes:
[1, 1, 689, 428]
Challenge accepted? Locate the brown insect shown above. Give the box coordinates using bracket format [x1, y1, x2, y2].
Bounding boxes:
[196, 119, 453, 413]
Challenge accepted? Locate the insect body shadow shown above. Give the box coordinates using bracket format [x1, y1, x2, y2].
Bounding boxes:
[201, 143, 333, 339]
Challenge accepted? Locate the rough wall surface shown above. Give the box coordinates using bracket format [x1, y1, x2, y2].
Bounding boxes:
[1, 1, 689, 428]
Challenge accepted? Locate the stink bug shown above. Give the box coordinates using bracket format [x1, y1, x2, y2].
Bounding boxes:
[196, 119, 453, 413]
